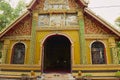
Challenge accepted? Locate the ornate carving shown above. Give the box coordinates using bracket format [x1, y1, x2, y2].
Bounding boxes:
[6, 16, 31, 36]
[38, 13, 78, 27]
[50, 14, 65, 26]
[35, 0, 45, 10]
[84, 16, 107, 34]
[38, 14, 49, 26]
[68, 0, 77, 9]
[48, 0, 65, 4]
[35, 0, 77, 11]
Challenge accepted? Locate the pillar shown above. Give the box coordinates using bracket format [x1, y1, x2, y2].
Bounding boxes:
[108, 37, 119, 64]
[2, 40, 10, 64]
[78, 11, 87, 64]
[29, 12, 38, 64]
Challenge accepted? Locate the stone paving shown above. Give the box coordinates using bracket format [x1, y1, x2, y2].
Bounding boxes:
[40, 73, 75, 80]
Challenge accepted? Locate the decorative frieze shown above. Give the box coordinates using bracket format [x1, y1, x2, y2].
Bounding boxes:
[38, 13, 78, 27]
[36, 26, 79, 31]
[2, 36, 31, 40]
[85, 34, 118, 39]
[35, 0, 77, 11]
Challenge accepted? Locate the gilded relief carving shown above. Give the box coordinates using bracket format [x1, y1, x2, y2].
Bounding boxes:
[35, 0, 44, 10]
[66, 14, 78, 26]
[6, 17, 31, 36]
[84, 16, 107, 34]
[68, 0, 77, 9]
[50, 14, 65, 26]
[44, 0, 70, 10]
[35, 0, 77, 11]
[38, 14, 49, 26]
[38, 13, 78, 27]
[48, 0, 65, 4]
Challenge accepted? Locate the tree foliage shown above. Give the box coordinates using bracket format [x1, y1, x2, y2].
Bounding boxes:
[115, 16, 120, 27]
[0, 0, 26, 31]
[117, 42, 120, 64]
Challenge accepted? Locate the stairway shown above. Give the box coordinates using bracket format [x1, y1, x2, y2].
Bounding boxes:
[40, 73, 75, 80]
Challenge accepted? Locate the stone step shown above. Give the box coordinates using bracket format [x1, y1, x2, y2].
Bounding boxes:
[41, 73, 75, 80]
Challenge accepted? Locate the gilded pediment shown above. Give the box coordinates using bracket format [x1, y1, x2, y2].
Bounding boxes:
[5, 16, 32, 36]
[84, 15, 108, 34]
[35, 0, 78, 11]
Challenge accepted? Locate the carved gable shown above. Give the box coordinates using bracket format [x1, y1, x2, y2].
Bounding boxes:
[5, 15, 32, 36]
[84, 15, 108, 34]
[34, 0, 78, 11]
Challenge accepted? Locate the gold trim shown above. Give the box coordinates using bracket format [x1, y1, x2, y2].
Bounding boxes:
[36, 26, 80, 31]
[73, 64, 120, 70]
[85, 34, 118, 39]
[39, 10, 77, 14]
[2, 36, 31, 40]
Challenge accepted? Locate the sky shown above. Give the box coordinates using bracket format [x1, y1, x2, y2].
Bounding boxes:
[9, 0, 120, 29]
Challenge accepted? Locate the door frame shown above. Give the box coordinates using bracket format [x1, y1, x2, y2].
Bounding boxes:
[40, 33, 74, 73]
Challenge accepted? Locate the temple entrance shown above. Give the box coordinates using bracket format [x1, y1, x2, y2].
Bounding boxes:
[43, 35, 71, 73]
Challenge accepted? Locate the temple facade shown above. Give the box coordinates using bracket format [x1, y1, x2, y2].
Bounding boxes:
[0, 0, 120, 79]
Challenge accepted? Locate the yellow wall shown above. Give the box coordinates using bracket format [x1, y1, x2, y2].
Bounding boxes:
[34, 30, 81, 65]
[5, 35, 112, 65]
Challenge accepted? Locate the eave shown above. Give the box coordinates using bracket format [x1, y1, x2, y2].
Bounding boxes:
[84, 8, 120, 38]
[27, 0, 37, 10]
[76, 0, 88, 8]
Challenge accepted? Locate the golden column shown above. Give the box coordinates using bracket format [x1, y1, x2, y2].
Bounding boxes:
[78, 11, 87, 64]
[29, 12, 38, 64]
[108, 37, 118, 64]
[2, 40, 10, 64]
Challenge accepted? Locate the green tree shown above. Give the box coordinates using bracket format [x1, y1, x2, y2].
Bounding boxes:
[13, 0, 26, 18]
[0, 0, 27, 31]
[0, 0, 14, 30]
[115, 17, 120, 27]
[117, 42, 120, 64]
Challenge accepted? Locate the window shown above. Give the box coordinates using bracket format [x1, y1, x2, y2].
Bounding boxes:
[11, 43, 25, 64]
[91, 41, 106, 64]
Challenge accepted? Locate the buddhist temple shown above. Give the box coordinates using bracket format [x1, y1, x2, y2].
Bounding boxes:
[0, 0, 120, 80]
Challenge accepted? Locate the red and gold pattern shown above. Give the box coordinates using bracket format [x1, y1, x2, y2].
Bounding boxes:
[34, 0, 44, 10]
[6, 16, 32, 36]
[84, 16, 108, 34]
[68, 0, 77, 9]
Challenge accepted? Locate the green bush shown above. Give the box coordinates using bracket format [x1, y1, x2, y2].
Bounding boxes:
[84, 74, 92, 77]
[115, 71, 120, 77]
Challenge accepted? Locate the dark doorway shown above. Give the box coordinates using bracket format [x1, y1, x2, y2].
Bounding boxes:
[91, 41, 106, 64]
[43, 35, 71, 73]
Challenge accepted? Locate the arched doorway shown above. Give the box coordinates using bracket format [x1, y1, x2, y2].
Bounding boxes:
[91, 41, 106, 64]
[11, 43, 25, 64]
[43, 35, 71, 73]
